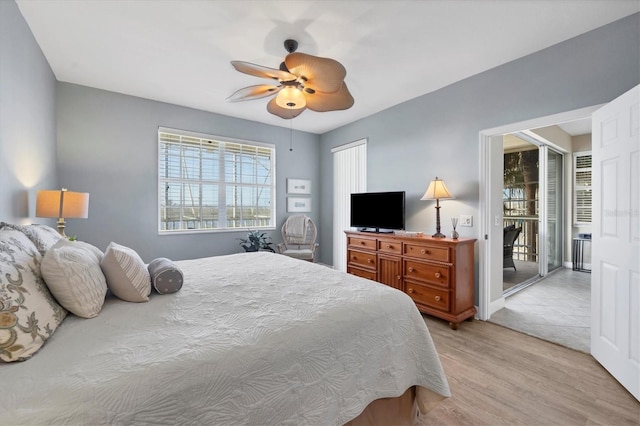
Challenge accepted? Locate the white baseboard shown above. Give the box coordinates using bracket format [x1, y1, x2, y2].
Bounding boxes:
[488, 296, 506, 318]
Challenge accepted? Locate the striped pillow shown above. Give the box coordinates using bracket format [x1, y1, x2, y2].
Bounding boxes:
[100, 242, 151, 302]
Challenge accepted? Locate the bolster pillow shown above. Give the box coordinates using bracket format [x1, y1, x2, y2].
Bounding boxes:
[148, 258, 183, 294]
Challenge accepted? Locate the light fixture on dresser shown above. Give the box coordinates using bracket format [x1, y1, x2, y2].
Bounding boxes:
[421, 177, 453, 238]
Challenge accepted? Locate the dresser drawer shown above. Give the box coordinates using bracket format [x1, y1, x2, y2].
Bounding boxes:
[348, 266, 377, 281]
[378, 239, 402, 254]
[405, 281, 450, 313]
[348, 236, 377, 251]
[404, 243, 450, 263]
[348, 249, 377, 270]
[404, 260, 450, 287]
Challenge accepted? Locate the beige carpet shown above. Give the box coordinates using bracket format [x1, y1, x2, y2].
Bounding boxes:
[490, 267, 591, 352]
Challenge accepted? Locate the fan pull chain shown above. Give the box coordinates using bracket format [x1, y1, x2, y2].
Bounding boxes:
[289, 106, 294, 151]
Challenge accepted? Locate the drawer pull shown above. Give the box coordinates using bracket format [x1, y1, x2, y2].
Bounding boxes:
[435, 272, 442, 278]
[360, 241, 366, 245]
[421, 249, 428, 254]
[408, 288, 414, 294]
[396, 275, 401, 280]
[386, 244, 392, 248]
[435, 296, 441, 302]
[367, 259, 373, 264]
[408, 267, 414, 273]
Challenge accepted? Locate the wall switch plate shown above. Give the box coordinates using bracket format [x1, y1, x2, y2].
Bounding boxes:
[460, 215, 473, 227]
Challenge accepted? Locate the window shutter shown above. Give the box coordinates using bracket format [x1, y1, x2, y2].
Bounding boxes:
[574, 152, 592, 225]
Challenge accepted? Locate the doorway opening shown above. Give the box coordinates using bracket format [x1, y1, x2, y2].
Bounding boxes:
[478, 104, 600, 322]
[479, 109, 595, 353]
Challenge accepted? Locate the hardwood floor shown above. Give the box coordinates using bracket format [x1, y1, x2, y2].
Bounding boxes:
[418, 316, 639, 425]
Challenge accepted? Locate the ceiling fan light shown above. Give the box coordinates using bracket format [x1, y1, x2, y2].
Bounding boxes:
[275, 87, 306, 109]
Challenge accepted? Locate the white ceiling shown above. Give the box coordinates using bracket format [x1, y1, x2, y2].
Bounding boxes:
[16, 0, 639, 135]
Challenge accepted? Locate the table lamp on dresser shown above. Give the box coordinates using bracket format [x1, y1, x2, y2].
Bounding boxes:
[420, 177, 453, 238]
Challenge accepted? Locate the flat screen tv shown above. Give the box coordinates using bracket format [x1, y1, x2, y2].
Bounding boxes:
[350, 191, 405, 233]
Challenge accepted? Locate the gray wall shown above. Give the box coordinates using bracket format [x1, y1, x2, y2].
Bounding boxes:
[318, 13, 640, 279]
[0, 0, 58, 223]
[2, 0, 638, 277]
[56, 83, 321, 261]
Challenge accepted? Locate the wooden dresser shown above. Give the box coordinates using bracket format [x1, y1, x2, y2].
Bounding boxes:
[345, 231, 476, 329]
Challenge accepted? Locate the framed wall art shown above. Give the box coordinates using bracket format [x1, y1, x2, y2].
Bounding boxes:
[287, 197, 311, 213]
[286, 178, 311, 195]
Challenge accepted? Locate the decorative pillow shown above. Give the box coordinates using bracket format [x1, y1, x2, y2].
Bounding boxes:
[148, 258, 184, 294]
[72, 240, 104, 263]
[41, 239, 107, 319]
[0, 229, 67, 362]
[0, 222, 62, 256]
[100, 242, 151, 302]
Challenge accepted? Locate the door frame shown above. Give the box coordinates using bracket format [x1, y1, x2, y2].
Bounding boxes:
[478, 104, 603, 320]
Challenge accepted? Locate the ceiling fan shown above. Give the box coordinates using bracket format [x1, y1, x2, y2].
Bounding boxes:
[226, 39, 354, 119]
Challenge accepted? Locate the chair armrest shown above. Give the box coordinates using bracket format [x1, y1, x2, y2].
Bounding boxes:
[276, 243, 285, 254]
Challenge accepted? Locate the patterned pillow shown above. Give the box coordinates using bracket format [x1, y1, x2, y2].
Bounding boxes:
[41, 239, 107, 318]
[100, 242, 151, 302]
[148, 258, 184, 294]
[72, 240, 104, 263]
[0, 229, 67, 362]
[0, 222, 62, 256]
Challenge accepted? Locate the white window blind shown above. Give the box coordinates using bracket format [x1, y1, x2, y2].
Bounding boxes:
[158, 128, 275, 234]
[574, 151, 592, 225]
[332, 140, 367, 271]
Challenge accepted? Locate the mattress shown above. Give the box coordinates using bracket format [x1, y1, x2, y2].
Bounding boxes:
[0, 252, 449, 425]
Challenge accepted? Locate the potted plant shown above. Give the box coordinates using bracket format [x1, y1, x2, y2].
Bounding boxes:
[238, 230, 275, 253]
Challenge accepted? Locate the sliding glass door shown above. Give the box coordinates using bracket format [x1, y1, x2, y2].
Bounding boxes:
[503, 134, 564, 295]
[542, 147, 564, 274]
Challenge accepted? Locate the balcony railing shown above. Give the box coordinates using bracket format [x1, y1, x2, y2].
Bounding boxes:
[504, 216, 538, 262]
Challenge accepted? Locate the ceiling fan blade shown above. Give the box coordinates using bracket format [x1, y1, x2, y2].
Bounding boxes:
[267, 97, 306, 119]
[226, 85, 281, 102]
[305, 82, 354, 112]
[231, 61, 297, 81]
[285, 52, 346, 94]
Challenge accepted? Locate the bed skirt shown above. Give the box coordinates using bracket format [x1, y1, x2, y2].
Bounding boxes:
[345, 385, 445, 425]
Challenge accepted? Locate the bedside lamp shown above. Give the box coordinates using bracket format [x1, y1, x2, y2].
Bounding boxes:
[421, 177, 453, 238]
[36, 188, 89, 237]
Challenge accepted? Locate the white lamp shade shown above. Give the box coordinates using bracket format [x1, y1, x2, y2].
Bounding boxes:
[36, 190, 89, 219]
[420, 178, 453, 200]
[275, 87, 306, 109]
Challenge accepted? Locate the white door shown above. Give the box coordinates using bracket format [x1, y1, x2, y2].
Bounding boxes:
[591, 84, 639, 401]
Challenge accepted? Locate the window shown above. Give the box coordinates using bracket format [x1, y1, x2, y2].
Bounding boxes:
[573, 151, 592, 225]
[158, 128, 275, 234]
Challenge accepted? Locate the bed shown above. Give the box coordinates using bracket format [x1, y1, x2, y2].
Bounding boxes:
[0, 226, 450, 425]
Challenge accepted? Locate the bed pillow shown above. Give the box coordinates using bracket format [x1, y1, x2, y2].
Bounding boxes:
[101, 242, 151, 302]
[41, 239, 107, 319]
[72, 240, 104, 263]
[148, 258, 184, 294]
[0, 222, 62, 256]
[0, 229, 67, 362]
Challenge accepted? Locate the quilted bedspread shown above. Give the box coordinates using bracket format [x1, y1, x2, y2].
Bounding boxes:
[1, 252, 450, 425]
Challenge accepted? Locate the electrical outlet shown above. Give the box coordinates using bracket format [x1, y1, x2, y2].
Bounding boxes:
[460, 215, 473, 227]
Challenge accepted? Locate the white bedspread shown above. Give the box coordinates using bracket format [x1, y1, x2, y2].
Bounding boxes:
[1, 252, 449, 425]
